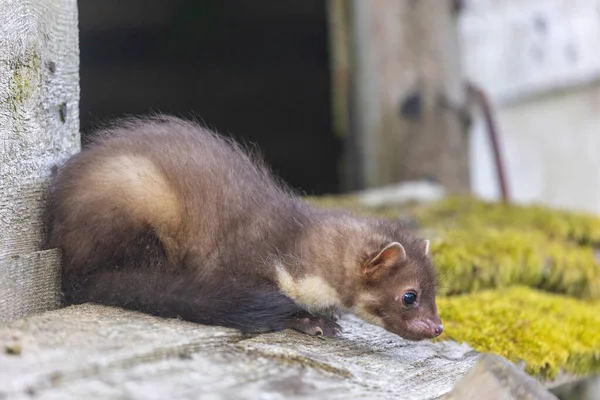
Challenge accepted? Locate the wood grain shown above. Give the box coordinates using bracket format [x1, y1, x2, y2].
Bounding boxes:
[0, 249, 61, 322]
[0, 0, 79, 320]
[0, 304, 478, 399]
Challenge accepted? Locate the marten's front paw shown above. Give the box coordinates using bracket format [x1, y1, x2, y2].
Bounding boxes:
[284, 315, 342, 337]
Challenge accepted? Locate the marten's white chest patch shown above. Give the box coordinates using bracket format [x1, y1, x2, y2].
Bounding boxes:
[352, 293, 385, 328]
[275, 264, 342, 313]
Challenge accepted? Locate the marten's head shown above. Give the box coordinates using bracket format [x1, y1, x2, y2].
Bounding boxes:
[352, 233, 442, 341]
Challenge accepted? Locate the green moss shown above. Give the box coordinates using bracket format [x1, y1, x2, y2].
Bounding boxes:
[9, 68, 32, 106]
[6, 48, 41, 115]
[414, 197, 600, 245]
[431, 227, 600, 299]
[4, 344, 22, 355]
[421, 198, 600, 299]
[436, 286, 600, 379]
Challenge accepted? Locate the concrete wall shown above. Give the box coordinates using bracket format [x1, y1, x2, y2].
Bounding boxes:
[461, 0, 600, 215]
[0, 0, 80, 321]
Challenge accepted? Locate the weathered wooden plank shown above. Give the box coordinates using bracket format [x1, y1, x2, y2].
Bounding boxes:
[347, 0, 469, 192]
[442, 354, 559, 400]
[0, 249, 61, 322]
[0, 304, 478, 399]
[327, 0, 356, 190]
[0, 182, 48, 258]
[327, 0, 350, 140]
[0, 0, 80, 320]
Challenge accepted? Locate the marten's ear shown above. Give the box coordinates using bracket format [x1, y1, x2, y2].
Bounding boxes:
[419, 239, 430, 256]
[362, 242, 406, 279]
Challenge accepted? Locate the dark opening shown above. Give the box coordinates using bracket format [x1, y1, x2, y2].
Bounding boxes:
[78, 0, 340, 194]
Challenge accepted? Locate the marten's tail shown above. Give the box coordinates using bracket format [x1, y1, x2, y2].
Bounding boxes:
[65, 267, 302, 333]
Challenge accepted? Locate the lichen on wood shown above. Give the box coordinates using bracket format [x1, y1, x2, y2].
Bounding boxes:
[6, 48, 42, 115]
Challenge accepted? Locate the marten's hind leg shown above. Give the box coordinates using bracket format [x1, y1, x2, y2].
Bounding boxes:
[284, 311, 342, 337]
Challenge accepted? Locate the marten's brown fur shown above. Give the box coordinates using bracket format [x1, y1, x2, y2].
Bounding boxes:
[45, 116, 442, 340]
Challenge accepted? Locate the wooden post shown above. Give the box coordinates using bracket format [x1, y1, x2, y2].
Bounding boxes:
[331, 0, 469, 192]
[0, 0, 80, 321]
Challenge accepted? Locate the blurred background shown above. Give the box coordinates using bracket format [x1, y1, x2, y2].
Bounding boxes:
[78, 0, 338, 195]
[78, 0, 600, 215]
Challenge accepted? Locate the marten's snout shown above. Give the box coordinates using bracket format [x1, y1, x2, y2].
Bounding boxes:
[406, 318, 444, 340]
[422, 319, 444, 338]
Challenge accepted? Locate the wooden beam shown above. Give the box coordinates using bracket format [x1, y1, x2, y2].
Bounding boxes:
[337, 0, 469, 192]
[0, 0, 80, 321]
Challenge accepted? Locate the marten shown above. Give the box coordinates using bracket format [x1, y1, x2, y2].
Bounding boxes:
[45, 116, 443, 340]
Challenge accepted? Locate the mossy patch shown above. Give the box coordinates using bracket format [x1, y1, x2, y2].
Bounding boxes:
[419, 198, 600, 300]
[436, 286, 600, 379]
[4, 344, 22, 356]
[431, 227, 600, 299]
[413, 197, 600, 246]
[6, 48, 41, 116]
[9, 67, 33, 109]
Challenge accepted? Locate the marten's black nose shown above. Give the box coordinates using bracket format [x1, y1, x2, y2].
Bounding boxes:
[434, 324, 444, 336]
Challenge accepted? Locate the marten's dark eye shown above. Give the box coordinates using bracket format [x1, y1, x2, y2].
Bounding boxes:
[402, 292, 417, 306]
